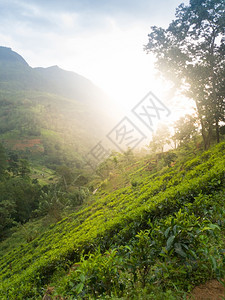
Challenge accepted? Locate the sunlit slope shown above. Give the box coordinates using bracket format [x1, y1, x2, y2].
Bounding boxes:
[0, 89, 106, 167]
[0, 142, 225, 298]
[0, 46, 115, 167]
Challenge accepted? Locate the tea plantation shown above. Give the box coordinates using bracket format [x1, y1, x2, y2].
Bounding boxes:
[0, 142, 225, 299]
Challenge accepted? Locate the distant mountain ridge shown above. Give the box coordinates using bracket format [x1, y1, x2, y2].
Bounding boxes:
[0, 46, 28, 66]
[0, 46, 108, 104]
[0, 46, 114, 169]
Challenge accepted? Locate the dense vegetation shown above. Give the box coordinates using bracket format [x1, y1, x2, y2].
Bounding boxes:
[0, 89, 88, 168]
[0, 143, 91, 241]
[0, 141, 224, 299]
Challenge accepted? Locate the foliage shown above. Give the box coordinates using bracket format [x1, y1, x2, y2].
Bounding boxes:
[145, 0, 225, 148]
[149, 124, 171, 153]
[173, 114, 198, 147]
[0, 140, 91, 241]
[56, 248, 125, 298]
[0, 143, 7, 177]
[0, 141, 224, 299]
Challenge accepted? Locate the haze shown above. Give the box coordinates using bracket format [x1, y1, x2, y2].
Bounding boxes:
[0, 0, 192, 120]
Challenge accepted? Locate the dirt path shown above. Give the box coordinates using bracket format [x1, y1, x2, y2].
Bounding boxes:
[190, 280, 225, 300]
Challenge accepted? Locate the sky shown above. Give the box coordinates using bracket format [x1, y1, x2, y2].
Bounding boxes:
[0, 0, 193, 123]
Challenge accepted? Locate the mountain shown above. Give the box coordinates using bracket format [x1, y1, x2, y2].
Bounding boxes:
[0, 46, 28, 66]
[34, 65, 108, 103]
[0, 46, 115, 169]
[0, 46, 107, 102]
[0, 47, 110, 105]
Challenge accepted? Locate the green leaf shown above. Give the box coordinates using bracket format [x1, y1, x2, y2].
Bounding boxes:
[210, 256, 217, 271]
[173, 225, 177, 235]
[175, 246, 187, 258]
[207, 224, 220, 231]
[166, 235, 175, 250]
[79, 273, 85, 282]
[189, 249, 197, 259]
[164, 227, 171, 238]
[76, 282, 84, 294]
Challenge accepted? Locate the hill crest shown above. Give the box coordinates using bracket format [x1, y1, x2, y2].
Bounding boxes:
[0, 46, 29, 66]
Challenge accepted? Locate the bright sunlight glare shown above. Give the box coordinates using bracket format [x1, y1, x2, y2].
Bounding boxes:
[1, 0, 193, 126]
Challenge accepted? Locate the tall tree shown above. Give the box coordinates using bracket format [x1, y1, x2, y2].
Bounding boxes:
[149, 124, 171, 153]
[145, 0, 225, 149]
[173, 114, 198, 147]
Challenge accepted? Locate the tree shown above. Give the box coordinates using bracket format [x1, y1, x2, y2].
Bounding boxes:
[149, 124, 171, 153]
[145, 0, 225, 149]
[173, 114, 198, 147]
[0, 199, 16, 239]
[0, 143, 7, 177]
[163, 151, 177, 167]
[18, 159, 31, 178]
[2, 177, 41, 223]
[7, 152, 19, 176]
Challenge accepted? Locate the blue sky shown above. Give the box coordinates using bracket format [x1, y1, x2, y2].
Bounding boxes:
[0, 0, 191, 117]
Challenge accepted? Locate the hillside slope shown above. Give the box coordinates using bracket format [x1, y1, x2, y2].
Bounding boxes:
[0, 47, 114, 168]
[0, 142, 224, 299]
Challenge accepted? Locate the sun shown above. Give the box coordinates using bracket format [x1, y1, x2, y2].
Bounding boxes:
[61, 23, 195, 125]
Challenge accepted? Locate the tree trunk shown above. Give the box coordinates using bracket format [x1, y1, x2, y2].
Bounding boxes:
[199, 117, 208, 150]
[206, 124, 213, 150]
[215, 118, 220, 144]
